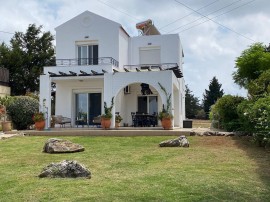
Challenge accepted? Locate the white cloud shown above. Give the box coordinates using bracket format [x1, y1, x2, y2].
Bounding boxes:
[0, 0, 269, 100]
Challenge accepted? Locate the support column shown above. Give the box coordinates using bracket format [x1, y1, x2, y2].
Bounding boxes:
[104, 73, 115, 128]
[170, 83, 175, 128]
[158, 79, 174, 128]
[40, 75, 51, 129]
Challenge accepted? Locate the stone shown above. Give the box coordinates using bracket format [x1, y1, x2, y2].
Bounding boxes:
[190, 131, 196, 136]
[39, 160, 91, 178]
[159, 139, 180, 147]
[224, 132, 235, 137]
[209, 131, 217, 136]
[203, 131, 213, 136]
[159, 135, 189, 147]
[43, 138, 85, 153]
[0, 132, 25, 140]
[179, 135, 190, 147]
[197, 132, 204, 136]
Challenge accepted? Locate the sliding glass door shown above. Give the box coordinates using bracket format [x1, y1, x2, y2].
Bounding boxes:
[78, 45, 98, 65]
[75, 93, 101, 125]
[88, 93, 101, 125]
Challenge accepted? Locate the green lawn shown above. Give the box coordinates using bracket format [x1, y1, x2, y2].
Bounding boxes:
[0, 135, 269, 201]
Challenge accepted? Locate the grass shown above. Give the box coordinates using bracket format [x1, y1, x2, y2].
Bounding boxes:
[192, 119, 212, 128]
[0, 135, 269, 201]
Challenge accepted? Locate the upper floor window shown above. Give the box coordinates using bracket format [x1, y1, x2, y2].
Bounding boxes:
[78, 45, 98, 65]
[139, 47, 160, 65]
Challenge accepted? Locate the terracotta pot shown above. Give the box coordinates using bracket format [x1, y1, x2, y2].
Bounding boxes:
[115, 122, 120, 128]
[35, 120, 45, 131]
[101, 118, 111, 129]
[1, 121, 12, 132]
[161, 118, 172, 130]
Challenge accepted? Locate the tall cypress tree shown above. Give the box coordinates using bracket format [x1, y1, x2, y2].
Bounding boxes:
[202, 77, 224, 118]
[185, 85, 201, 119]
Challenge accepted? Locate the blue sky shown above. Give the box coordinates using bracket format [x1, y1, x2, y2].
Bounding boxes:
[1, 0, 270, 100]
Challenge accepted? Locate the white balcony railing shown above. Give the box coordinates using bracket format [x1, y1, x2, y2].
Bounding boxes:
[55, 57, 119, 67]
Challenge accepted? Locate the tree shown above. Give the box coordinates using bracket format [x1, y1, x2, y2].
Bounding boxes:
[0, 24, 55, 95]
[202, 76, 224, 118]
[248, 69, 270, 99]
[185, 85, 201, 119]
[233, 42, 270, 89]
[210, 95, 244, 131]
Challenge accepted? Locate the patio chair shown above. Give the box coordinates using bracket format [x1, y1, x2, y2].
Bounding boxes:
[93, 116, 101, 127]
[53, 115, 72, 128]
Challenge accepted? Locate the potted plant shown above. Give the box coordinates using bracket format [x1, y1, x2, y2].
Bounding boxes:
[158, 82, 173, 130]
[115, 114, 123, 128]
[32, 112, 45, 130]
[101, 97, 114, 129]
[0, 104, 12, 132]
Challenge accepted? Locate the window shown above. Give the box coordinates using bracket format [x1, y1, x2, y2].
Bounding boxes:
[139, 47, 160, 65]
[78, 45, 98, 65]
[138, 96, 158, 114]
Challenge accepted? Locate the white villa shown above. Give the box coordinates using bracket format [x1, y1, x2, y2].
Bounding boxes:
[39, 11, 185, 128]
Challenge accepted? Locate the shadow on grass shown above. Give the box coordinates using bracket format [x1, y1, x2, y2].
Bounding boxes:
[232, 136, 270, 196]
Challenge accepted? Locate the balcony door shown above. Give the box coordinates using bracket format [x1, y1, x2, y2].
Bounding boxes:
[75, 93, 101, 125]
[138, 96, 158, 114]
[78, 45, 98, 65]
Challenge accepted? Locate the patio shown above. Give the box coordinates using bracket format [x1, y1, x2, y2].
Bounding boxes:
[20, 126, 192, 137]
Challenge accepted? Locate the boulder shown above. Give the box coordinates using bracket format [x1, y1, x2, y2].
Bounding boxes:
[159, 135, 189, 147]
[179, 135, 190, 147]
[43, 138, 85, 153]
[39, 160, 91, 178]
[190, 131, 196, 136]
[159, 139, 180, 147]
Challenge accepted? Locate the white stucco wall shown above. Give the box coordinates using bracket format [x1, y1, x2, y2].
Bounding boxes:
[54, 78, 104, 125]
[115, 88, 125, 126]
[129, 34, 180, 65]
[55, 11, 121, 62]
[43, 64, 113, 74]
[0, 86, 10, 97]
[118, 28, 129, 70]
[40, 75, 52, 129]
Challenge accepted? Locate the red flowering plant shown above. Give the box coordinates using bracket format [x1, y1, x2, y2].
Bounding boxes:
[0, 104, 5, 115]
[32, 112, 45, 122]
[0, 104, 7, 121]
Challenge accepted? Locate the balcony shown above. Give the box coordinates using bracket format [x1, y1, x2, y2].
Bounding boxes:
[123, 63, 183, 78]
[55, 57, 119, 67]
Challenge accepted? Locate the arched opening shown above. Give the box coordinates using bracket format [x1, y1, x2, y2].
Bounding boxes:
[114, 82, 162, 127]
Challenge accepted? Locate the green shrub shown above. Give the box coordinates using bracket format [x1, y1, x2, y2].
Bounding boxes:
[195, 109, 206, 119]
[25, 91, 39, 100]
[237, 99, 254, 133]
[240, 96, 270, 147]
[7, 96, 39, 130]
[0, 96, 15, 108]
[210, 95, 244, 131]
